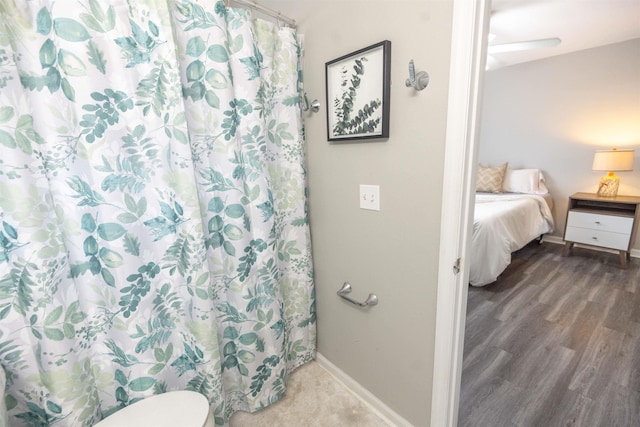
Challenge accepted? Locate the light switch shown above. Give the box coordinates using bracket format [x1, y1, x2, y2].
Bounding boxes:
[360, 185, 380, 211]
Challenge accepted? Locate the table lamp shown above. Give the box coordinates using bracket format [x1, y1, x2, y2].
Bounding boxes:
[592, 148, 634, 197]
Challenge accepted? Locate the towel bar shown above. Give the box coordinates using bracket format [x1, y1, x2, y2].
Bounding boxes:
[337, 282, 378, 307]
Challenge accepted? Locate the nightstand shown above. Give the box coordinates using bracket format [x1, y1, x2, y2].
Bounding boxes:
[562, 192, 640, 267]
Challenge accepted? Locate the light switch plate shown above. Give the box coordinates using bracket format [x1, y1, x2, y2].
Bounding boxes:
[360, 185, 380, 211]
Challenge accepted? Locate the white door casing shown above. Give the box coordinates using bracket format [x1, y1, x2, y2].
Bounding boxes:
[431, 1, 490, 426]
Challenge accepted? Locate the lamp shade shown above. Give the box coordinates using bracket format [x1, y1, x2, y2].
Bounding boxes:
[592, 149, 634, 172]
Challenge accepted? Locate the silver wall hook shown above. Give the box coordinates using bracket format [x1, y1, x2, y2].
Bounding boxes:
[405, 59, 429, 91]
[303, 93, 320, 113]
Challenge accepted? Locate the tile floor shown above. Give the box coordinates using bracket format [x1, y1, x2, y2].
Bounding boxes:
[229, 361, 390, 426]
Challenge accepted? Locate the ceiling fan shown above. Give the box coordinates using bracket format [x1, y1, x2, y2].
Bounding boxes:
[489, 37, 561, 54]
[486, 37, 561, 70]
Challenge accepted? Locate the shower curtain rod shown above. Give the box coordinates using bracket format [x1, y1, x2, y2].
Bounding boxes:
[224, 0, 296, 27]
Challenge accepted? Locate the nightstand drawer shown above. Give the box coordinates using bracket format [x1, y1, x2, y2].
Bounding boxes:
[566, 211, 633, 234]
[564, 226, 630, 251]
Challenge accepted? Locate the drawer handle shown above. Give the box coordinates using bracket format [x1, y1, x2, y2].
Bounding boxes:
[594, 221, 601, 225]
[592, 237, 598, 240]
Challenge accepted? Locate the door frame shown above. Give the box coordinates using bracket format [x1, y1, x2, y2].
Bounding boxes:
[430, 1, 490, 426]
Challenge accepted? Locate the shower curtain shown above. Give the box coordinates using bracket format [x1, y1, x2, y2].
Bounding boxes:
[0, 0, 315, 425]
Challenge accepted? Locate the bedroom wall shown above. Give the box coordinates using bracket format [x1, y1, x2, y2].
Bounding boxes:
[263, 1, 454, 425]
[478, 38, 640, 251]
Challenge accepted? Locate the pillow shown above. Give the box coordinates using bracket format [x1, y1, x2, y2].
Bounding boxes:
[502, 168, 549, 194]
[476, 162, 508, 193]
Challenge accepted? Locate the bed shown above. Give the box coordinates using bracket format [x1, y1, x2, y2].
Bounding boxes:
[469, 166, 555, 287]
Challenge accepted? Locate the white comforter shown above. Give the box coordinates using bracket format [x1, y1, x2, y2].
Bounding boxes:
[469, 193, 555, 287]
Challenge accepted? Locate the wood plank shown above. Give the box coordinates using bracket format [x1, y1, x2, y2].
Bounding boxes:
[613, 324, 640, 392]
[459, 346, 513, 421]
[559, 300, 607, 354]
[509, 345, 576, 426]
[586, 384, 640, 426]
[531, 388, 593, 427]
[603, 288, 636, 334]
[459, 376, 521, 427]
[567, 325, 625, 399]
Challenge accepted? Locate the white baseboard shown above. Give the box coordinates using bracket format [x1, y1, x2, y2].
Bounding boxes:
[540, 235, 565, 246]
[542, 235, 640, 258]
[315, 353, 412, 427]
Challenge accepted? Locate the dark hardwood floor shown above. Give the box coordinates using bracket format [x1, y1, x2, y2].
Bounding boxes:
[459, 241, 640, 427]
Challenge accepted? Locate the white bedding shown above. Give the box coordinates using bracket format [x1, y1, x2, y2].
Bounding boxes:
[469, 193, 555, 287]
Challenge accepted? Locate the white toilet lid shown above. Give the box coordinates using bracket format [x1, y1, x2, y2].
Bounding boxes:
[94, 391, 210, 427]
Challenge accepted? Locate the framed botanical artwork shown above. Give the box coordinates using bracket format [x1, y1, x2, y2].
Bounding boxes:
[325, 40, 391, 141]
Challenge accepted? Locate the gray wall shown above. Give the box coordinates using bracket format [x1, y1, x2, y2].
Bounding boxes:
[264, 1, 455, 425]
[479, 39, 640, 250]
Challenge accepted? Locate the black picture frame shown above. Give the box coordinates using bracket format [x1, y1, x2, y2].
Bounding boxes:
[325, 40, 391, 141]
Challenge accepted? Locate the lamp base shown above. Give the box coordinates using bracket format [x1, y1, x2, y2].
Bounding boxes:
[597, 174, 619, 197]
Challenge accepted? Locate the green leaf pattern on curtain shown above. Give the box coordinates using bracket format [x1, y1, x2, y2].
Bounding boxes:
[0, 0, 314, 425]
